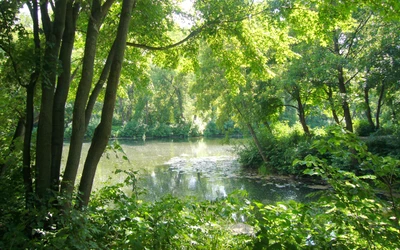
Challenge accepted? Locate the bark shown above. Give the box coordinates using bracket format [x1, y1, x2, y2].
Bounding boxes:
[334, 35, 353, 132]
[35, 0, 68, 200]
[23, 85, 35, 207]
[376, 81, 385, 129]
[325, 85, 340, 124]
[363, 83, 375, 129]
[21, 0, 41, 208]
[337, 66, 353, 132]
[295, 95, 310, 136]
[85, 40, 115, 129]
[61, 0, 105, 197]
[247, 123, 269, 165]
[233, 103, 268, 165]
[77, 0, 135, 207]
[11, 117, 26, 150]
[51, 0, 80, 192]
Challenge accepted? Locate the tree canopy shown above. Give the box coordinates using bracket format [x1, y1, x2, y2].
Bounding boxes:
[0, 0, 399, 247]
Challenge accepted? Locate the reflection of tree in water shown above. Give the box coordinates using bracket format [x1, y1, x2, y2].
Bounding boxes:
[140, 165, 232, 201]
[138, 162, 316, 203]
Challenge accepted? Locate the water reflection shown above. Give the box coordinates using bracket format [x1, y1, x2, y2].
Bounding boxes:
[138, 162, 315, 203]
[62, 138, 316, 203]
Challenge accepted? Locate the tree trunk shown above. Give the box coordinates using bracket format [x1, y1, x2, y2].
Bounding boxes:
[51, 0, 80, 192]
[77, 0, 135, 207]
[334, 35, 353, 132]
[36, 0, 68, 200]
[376, 81, 385, 129]
[85, 41, 116, 129]
[295, 92, 310, 136]
[23, 85, 35, 208]
[337, 66, 353, 132]
[21, 0, 41, 208]
[325, 85, 340, 124]
[363, 83, 375, 129]
[262, 121, 273, 134]
[61, 0, 104, 198]
[247, 123, 268, 165]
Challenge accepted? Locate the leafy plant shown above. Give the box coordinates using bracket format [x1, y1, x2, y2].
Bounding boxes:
[293, 126, 400, 248]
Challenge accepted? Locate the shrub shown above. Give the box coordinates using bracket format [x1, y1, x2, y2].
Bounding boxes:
[119, 121, 147, 138]
[204, 121, 222, 137]
[148, 122, 172, 137]
[354, 120, 376, 136]
[238, 131, 313, 175]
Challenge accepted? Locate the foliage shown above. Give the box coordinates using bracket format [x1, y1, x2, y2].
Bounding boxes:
[364, 131, 400, 159]
[203, 120, 222, 137]
[118, 120, 201, 139]
[119, 120, 148, 138]
[2, 0, 400, 248]
[238, 122, 400, 176]
[354, 120, 377, 136]
[238, 126, 313, 175]
[2, 156, 399, 249]
[292, 126, 400, 249]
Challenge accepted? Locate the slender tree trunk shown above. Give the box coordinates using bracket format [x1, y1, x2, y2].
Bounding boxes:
[23, 86, 35, 207]
[262, 121, 273, 134]
[233, 103, 268, 165]
[325, 85, 340, 124]
[62, 0, 115, 197]
[335, 46, 353, 132]
[334, 35, 353, 132]
[376, 81, 385, 129]
[337, 66, 353, 132]
[36, 0, 68, 200]
[363, 83, 375, 129]
[295, 93, 310, 136]
[21, 0, 41, 208]
[51, 0, 80, 192]
[61, 0, 104, 198]
[247, 123, 268, 165]
[77, 0, 135, 207]
[85, 41, 116, 129]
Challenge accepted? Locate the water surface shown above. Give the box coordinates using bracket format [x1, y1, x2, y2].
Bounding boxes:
[63, 138, 317, 203]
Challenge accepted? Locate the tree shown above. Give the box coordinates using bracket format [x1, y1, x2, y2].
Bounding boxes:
[1, 0, 270, 218]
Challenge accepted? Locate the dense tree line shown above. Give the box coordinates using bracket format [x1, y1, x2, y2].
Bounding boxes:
[0, 0, 399, 247]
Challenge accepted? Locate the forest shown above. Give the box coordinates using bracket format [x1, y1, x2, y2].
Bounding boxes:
[0, 0, 399, 248]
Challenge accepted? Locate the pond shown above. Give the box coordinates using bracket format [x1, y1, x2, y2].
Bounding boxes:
[63, 138, 320, 203]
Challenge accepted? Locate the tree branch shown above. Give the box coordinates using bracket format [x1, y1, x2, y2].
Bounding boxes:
[345, 13, 372, 59]
[126, 6, 267, 51]
[127, 25, 204, 50]
[345, 71, 359, 85]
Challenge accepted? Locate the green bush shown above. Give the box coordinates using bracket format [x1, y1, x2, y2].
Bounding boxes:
[1, 155, 399, 249]
[355, 120, 376, 136]
[204, 121, 222, 137]
[238, 131, 313, 175]
[290, 126, 400, 249]
[204, 120, 242, 138]
[170, 123, 185, 137]
[148, 122, 172, 137]
[119, 121, 147, 138]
